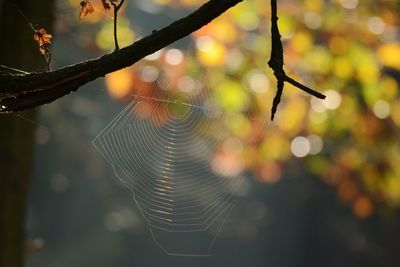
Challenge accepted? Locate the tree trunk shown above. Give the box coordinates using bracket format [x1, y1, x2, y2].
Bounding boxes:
[0, 1, 54, 266]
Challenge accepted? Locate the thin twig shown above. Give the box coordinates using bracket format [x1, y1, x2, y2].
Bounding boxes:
[111, 0, 125, 51]
[14, 4, 35, 32]
[15, 4, 52, 71]
[37, 34, 52, 71]
[268, 0, 325, 120]
[284, 75, 325, 99]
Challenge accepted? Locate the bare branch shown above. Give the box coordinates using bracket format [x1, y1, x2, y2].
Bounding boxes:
[284, 75, 326, 99]
[268, 0, 325, 120]
[0, 0, 243, 113]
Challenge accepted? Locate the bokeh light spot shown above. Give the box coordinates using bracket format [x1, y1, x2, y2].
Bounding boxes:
[140, 66, 159, 83]
[258, 161, 282, 184]
[323, 90, 342, 110]
[165, 48, 184, 66]
[307, 135, 323, 155]
[105, 68, 133, 99]
[196, 36, 226, 66]
[367, 17, 385, 35]
[303, 12, 322, 30]
[353, 195, 374, 219]
[339, 0, 358, 9]
[373, 100, 390, 119]
[291, 136, 311, 158]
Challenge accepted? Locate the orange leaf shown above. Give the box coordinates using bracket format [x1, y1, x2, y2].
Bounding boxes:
[33, 28, 52, 46]
[79, 1, 95, 19]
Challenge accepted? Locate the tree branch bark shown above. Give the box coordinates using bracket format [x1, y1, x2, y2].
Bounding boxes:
[0, 0, 243, 112]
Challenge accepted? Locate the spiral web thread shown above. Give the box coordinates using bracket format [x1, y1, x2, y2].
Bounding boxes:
[92, 73, 262, 256]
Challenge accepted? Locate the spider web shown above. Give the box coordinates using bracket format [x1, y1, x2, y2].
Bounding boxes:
[92, 73, 264, 256]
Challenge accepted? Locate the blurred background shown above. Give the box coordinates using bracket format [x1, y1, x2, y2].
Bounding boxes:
[26, 0, 400, 266]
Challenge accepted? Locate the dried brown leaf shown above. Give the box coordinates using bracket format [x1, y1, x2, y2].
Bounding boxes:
[79, 1, 95, 19]
[33, 28, 52, 46]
